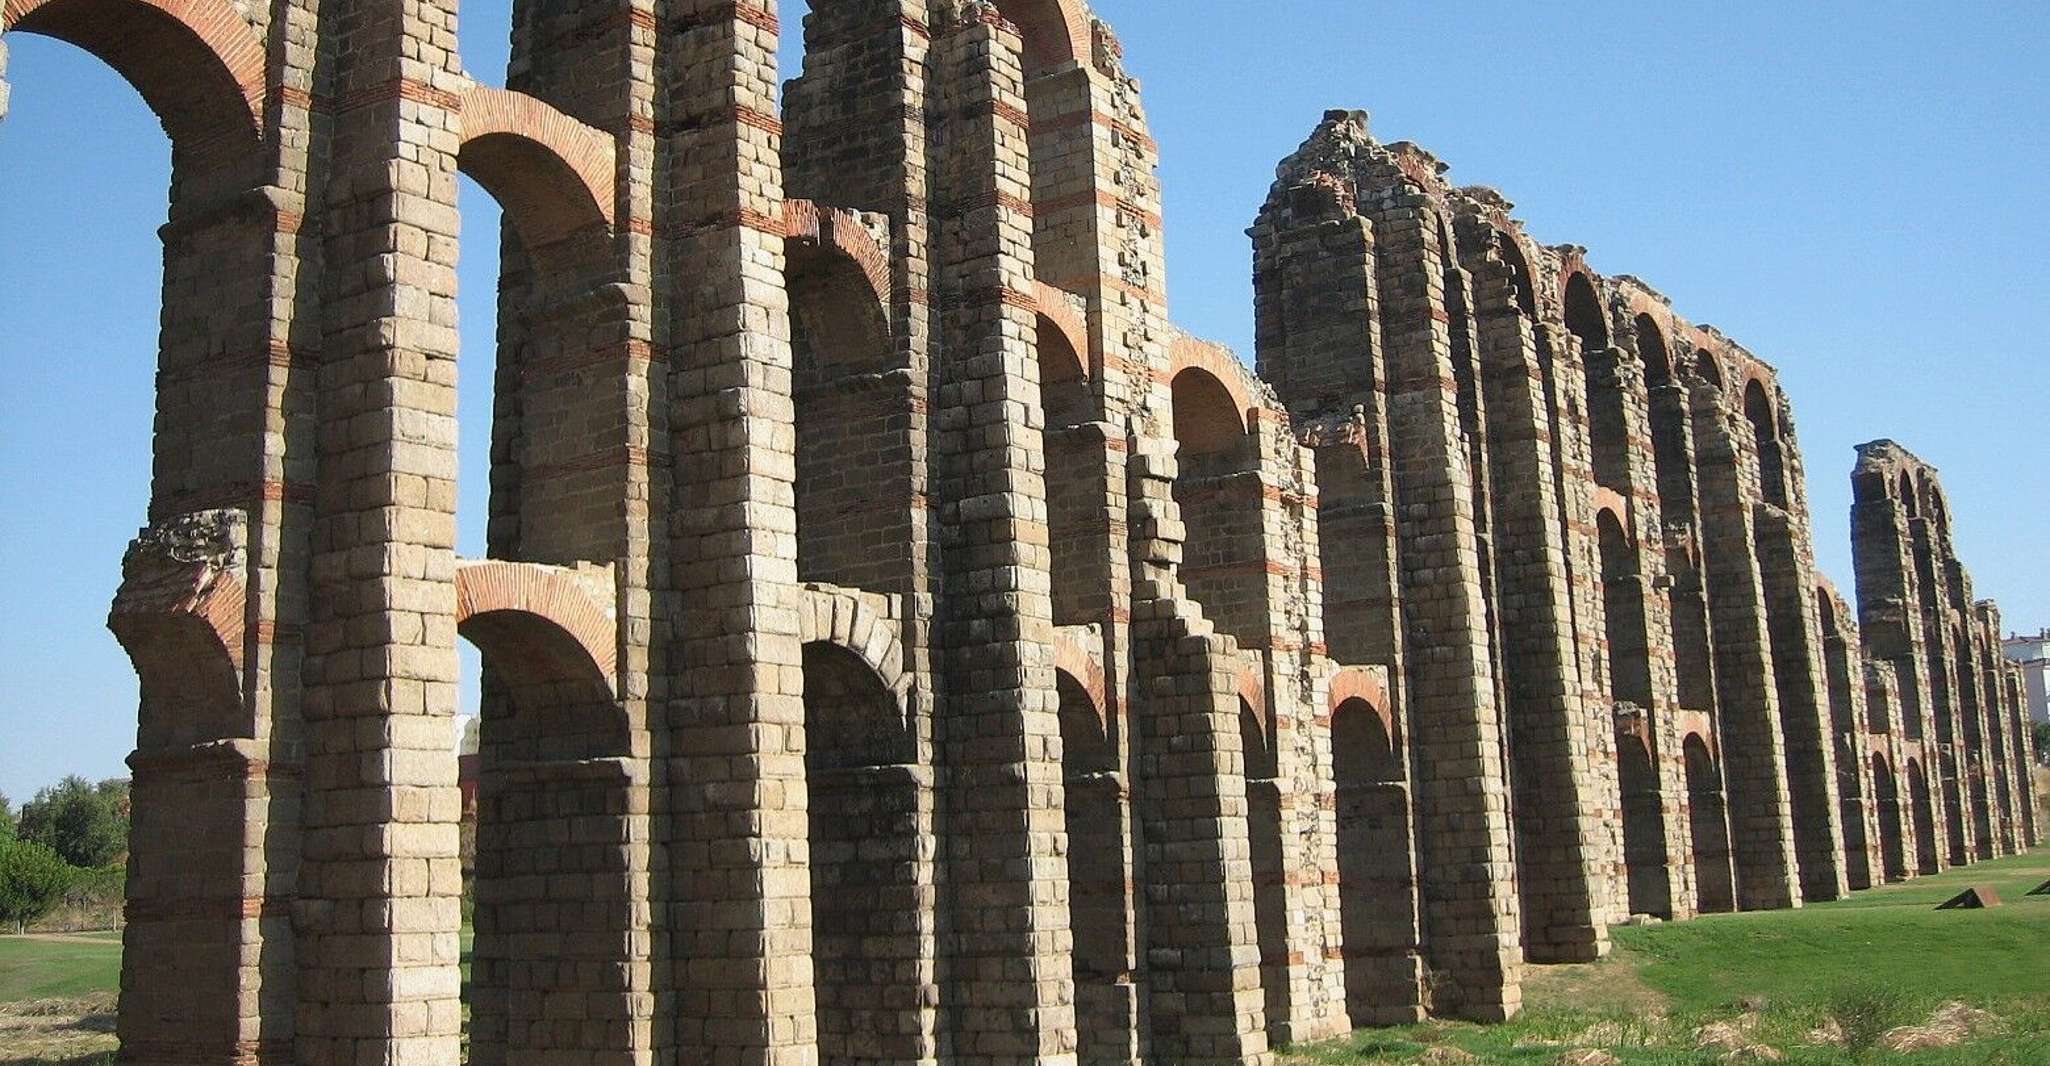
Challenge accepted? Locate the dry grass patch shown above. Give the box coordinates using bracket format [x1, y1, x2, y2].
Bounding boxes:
[0, 991, 117, 1065]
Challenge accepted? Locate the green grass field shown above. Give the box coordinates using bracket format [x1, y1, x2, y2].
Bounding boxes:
[0, 933, 121, 1004]
[1290, 851, 2050, 1065]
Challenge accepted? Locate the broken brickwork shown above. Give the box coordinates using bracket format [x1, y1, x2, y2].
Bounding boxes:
[0, 2, 2037, 1064]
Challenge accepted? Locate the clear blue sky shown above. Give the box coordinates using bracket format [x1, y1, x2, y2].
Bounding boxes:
[1, 2, 2043, 804]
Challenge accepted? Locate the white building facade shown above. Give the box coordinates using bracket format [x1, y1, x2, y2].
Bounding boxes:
[2001, 630, 2050, 725]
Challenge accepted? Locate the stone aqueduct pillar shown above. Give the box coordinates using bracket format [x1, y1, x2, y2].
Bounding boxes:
[2, 2, 2039, 1065]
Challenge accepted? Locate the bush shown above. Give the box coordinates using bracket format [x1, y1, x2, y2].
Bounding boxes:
[1825, 982, 1915, 1056]
[0, 836, 76, 933]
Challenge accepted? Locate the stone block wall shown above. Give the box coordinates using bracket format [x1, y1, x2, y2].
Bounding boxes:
[1, 1, 2035, 1063]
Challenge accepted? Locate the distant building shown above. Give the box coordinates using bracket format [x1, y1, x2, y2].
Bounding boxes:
[2001, 630, 2050, 724]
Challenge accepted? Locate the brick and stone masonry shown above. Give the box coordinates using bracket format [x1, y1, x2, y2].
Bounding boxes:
[0, 2, 2038, 1064]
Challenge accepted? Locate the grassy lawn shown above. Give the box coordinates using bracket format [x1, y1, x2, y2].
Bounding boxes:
[0, 933, 121, 1065]
[1288, 850, 2050, 1065]
[0, 933, 121, 1004]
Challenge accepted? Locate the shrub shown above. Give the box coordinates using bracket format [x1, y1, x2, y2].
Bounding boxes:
[0, 835, 76, 933]
[1825, 982, 1914, 1056]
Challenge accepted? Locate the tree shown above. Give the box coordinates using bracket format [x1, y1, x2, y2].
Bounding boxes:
[0, 790, 14, 842]
[0, 836, 74, 934]
[18, 776, 129, 869]
[2034, 720, 2050, 767]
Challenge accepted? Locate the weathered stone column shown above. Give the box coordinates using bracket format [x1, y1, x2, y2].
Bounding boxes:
[1754, 509, 1848, 901]
[1690, 385, 1800, 910]
[1251, 160, 1426, 1032]
[109, 512, 280, 1066]
[657, 1, 814, 1062]
[1465, 243, 1609, 959]
[1366, 189, 1521, 1018]
[298, 1, 468, 1060]
[1820, 586, 1882, 890]
[928, 9, 1076, 1063]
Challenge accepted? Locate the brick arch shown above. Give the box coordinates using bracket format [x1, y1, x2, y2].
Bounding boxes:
[1561, 267, 1612, 350]
[1488, 225, 1543, 318]
[1053, 631, 1107, 730]
[989, 0, 1091, 75]
[457, 86, 616, 248]
[1591, 487, 1630, 542]
[1688, 346, 1728, 398]
[1739, 370, 1780, 424]
[1237, 661, 1268, 736]
[455, 561, 617, 688]
[798, 587, 912, 712]
[1168, 334, 1254, 447]
[1677, 709, 1717, 760]
[1327, 666, 1393, 743]
[5, 0, 265, 155]
[109, 562, 248, 745]
[1035, 281, 1091, 383]
[785, 199, 892, 309]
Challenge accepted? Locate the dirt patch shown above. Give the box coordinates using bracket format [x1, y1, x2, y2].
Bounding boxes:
[0, 993, 117, 1065]
[1520, 950, 1669, 1018]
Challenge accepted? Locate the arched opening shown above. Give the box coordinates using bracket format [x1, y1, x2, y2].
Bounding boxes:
[1907, 758, 1939, 875]
[1683, 735, 1736, 913]
[1600, 510, 1671, 918]
[1638, 319, 1715, 715]
[1566, 274, 1615, 500]
[1694, 350, 1726, 392]
[787, 229, 900, 590]
[1, 13, 279, 1056]
[1496, 232, 1538, 317]
[1619, 732, 1671, 918]
[1564, 272, 1610, 352]
[1333, 697, 1416, 1023]
[1238, 694, 1290, 1044]
[1586, 350, 1630, 497]
[1639, 317, 1692, 518]
[4, 0, 265, 197]
[1871, 754, 1907, 882]
[1039, 309, 1094, 430]
[990, 0, 1089, 75]
[1599, 511, 1653, 708]
[1954, 626, 1994, 861]
[1058, 668, 1131, 1063]
[1439, 217, 1506, 712]
[1506, 246, 1577, 567]
[1743, 380, 1789, 509]
[461, 599, 635, 1066]
[803, 639, 925, 1066]
[1170, 367, 1263, 641]
[1940, 749, 1967, 866]
[1822, 594, 1874, 890]
[1040, 306, 1105, 626]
